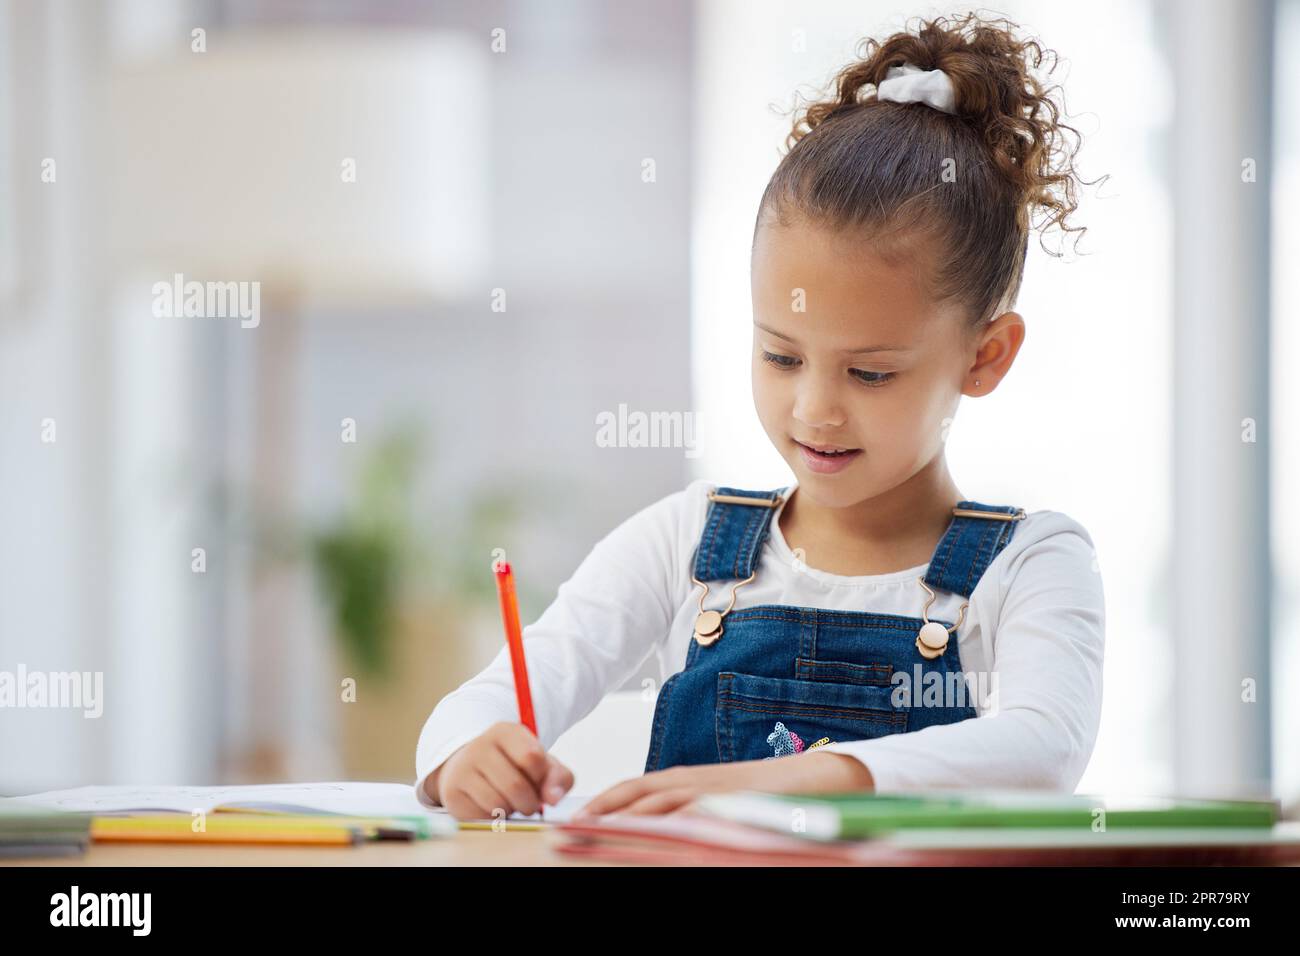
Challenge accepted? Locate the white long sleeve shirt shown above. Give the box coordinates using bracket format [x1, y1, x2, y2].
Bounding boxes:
[414, 477, 1105, 806]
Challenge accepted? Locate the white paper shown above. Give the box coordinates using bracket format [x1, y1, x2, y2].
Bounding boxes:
[466, 792, 594, 824]
[4, 782, 594, 827]
[3, 781, 454, 827]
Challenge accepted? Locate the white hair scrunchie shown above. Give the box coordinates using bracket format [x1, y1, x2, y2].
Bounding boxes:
[874, 62, 957, 115]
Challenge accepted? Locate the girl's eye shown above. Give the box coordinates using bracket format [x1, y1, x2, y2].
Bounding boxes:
[761, 350, 799, 369]
[851, 369, 896, 387]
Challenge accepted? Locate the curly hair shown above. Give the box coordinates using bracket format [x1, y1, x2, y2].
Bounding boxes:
[756, 11, 1107, 329]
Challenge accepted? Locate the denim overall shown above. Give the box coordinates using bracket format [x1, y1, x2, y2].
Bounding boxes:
[644, 486, 1026, 772]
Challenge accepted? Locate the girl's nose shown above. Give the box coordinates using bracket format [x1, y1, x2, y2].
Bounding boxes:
[792, 377, 847, 429]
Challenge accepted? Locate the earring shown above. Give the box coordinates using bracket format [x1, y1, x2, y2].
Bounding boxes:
[974, 378, 981, 386]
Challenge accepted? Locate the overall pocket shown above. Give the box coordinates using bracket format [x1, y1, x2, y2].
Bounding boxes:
[715, 671, 908, 763]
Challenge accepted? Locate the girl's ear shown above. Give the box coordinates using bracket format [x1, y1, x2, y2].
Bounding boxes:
[966, 312, 1025, 395]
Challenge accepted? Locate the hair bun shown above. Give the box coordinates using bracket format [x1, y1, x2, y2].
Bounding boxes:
[788, 12, 1106, 252]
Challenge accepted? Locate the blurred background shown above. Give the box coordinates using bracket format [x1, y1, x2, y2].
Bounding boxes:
[0, 0, 1294, 804]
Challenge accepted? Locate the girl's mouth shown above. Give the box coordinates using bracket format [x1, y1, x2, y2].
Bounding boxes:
[794, 439, 863, 474]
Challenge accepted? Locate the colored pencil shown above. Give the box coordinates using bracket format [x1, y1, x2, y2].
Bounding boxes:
[493, 560, 538, 736]
[90, 814, 361, 846]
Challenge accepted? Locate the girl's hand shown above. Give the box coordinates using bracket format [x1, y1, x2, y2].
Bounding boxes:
[573, 751, 874, 818]
[430, 722, 575, 821]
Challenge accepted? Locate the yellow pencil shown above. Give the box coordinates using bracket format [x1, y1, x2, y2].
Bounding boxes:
[211, 811, 430, 839]
[91, 814, 361, 846]
[457, 820, 547, 831]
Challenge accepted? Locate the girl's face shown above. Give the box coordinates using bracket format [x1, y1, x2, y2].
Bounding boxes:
[751, 219, 975, 510]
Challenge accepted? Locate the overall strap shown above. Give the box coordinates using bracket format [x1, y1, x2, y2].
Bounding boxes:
[923, 500, 1027, 599]
[693, 486, 789, 582]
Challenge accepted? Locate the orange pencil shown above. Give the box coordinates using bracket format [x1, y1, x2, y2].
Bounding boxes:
[493, 559, 544, 821]
[493, 559, 538, 738]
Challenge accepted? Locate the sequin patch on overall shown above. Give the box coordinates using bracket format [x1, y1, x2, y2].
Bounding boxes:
[765, 721, 833, 757]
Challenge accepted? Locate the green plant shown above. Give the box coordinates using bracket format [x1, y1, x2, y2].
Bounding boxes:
[307, 427, 420, 680]
[293, 423, 556, 681]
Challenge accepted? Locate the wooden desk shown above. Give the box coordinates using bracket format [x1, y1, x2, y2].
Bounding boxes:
[5, 829, 617, 867]
[9, 828, 1297, 868]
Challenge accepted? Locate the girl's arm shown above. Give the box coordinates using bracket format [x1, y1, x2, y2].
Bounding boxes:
[414, 483, 695, 806]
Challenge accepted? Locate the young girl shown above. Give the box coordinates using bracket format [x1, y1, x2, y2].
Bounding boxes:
[416, 13, 1105, 821]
